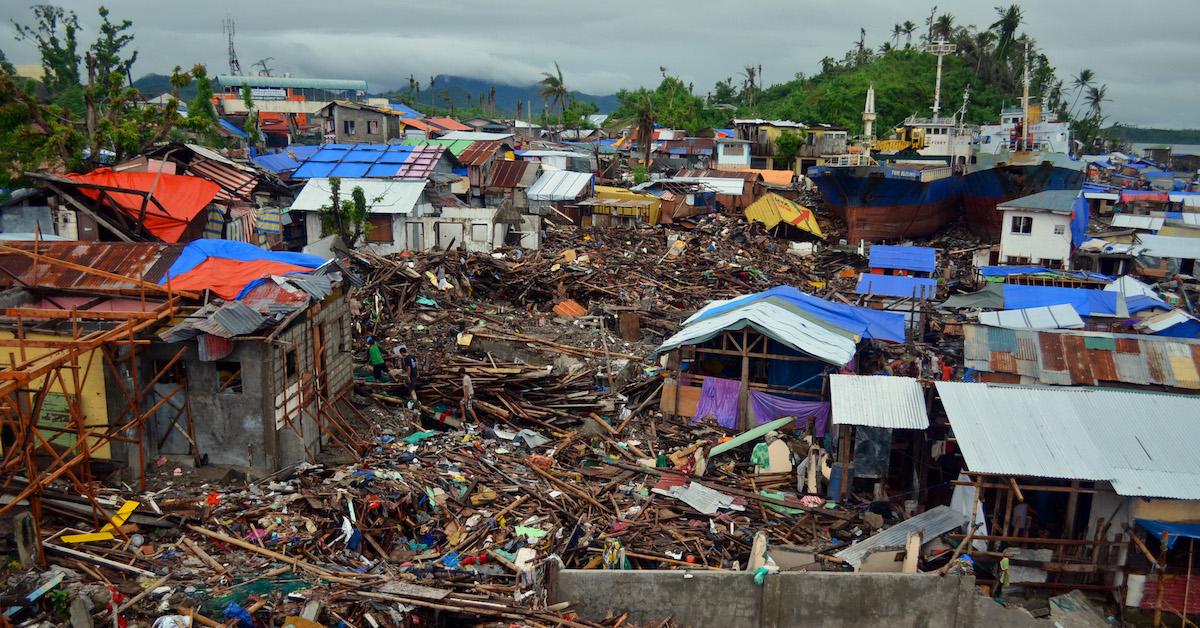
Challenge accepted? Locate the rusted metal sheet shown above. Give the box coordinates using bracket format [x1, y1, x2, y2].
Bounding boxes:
[1061, 334, 1095, 385]
[1143, 342, 1170, 388]
[487, 160, 534, 189]
[1087, 349, 1119, 384]
[1115, 337, 1141, 353]
[1038, 331, 1068, 372]
[989, 351, 1017, 374]
[457, 140, 503, 167]
[0, 242, 181, 292]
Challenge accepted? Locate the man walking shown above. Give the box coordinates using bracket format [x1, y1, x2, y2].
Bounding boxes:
[399, 347, 418, 402]
[460, 367, 479, 423]
[366, 337, 386, 382]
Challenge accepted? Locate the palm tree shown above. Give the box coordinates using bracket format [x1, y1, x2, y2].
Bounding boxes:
[972, 31, 996, 74]
[891, 24, 903, 47]
[879, 42, 894, 55]
[615, 93, 656, 168]
[741, 65, 757, 109]
[539, 61, 569, 123]
[933, 13, 955, 41]
[991, 4, 1024, 60]
[1085, 84, 1108, 118]
[902, 21, 917, 47]
[1068, 69, 1095, 119]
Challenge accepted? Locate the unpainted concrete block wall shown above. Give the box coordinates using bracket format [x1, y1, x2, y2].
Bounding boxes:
[552, 570, 983, 628]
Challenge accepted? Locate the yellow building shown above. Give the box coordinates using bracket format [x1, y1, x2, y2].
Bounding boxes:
[591, 185, 662, 226]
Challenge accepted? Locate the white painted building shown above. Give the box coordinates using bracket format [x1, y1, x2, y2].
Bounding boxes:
[289, 178, 540, 255]
[997, 190, 1077, 268]
[714, 138, 751, 170]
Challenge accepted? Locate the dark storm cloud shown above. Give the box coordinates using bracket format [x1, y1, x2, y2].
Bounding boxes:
[2, 0, 1195, 127]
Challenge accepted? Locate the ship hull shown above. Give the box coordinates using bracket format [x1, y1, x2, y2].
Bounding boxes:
[963, 162, 1085, 242]
[809, 166, 965, 243]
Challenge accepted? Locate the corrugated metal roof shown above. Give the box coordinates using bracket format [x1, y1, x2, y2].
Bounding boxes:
[998, 190, 1079, 214]
[0, 242, 181, 291]
[528, 170, 593, 202]
[192, 301, 267, 338]
[426, 118, 473, 132]
[439, 130, 511, 141]
[1136, 234, 1200, 259]
[963, 324, 1200, 389]
[834, 505, 967, 568]
[290, 178, 427, 214]
[457, 140, 506, 167]
[487, 160, 537, 189]
[1111, 214, 1164, 231]
[830, 375, 928, 429]
[855, 274, 938, 298]
[658, 299, 857, 366]
[868, 245, 936, 274]
[937, 382, 1200, 498]
[977, 304, 1084, 330]
[652, 176, 745, 196]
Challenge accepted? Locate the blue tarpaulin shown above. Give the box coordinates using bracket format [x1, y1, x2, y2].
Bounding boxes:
[161, 239, 326, 299]
[1071, 193, 1090, 249]
[689, 286, 907, 343]
[218, 118, 248, 139]
[1136, 519, 1200, 549]
[979, 266, 1113, 281]
[855, 274, 938, 298]
[1002, 285, 1166, 317]
[868, 245, 936, 274]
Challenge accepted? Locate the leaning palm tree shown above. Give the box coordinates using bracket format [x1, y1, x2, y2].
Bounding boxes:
[1068, 69, 1095, 119]
[933, 13, 955, 41]
[891, 24, 903, 47]
[990, 4, 1024, 60]
[614, 93, 656, 168]
[902, 20, 917, 47]
[539, 62, 569, 124]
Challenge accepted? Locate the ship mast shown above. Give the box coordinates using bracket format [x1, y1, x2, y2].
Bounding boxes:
[927, 39, 957, 122]
[1020, 39, 1031, 150]
[862, 84, 876, 149]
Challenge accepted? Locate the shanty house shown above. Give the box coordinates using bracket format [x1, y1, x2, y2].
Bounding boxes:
[580, 185, 661, 228]
[484, 160, 541, 212]
[0, 240, 355, 474]
[997, 191, 1078, 269]
[657, 286, 906, 431]
[676, 169, 764, 210]
[456, 140, 514, 202]
[714, 138, 752, 170]
[743, 193, 822, 240]
[317, 100, 407, 144]
[462, 117, 510, 134]
[527, 170, 594, 219]
[1133, 234, 1200, 278]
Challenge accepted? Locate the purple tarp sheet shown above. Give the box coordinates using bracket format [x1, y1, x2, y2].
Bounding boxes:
[691, 376, 831, 435]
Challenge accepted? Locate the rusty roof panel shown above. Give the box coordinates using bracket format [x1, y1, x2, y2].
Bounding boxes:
[1063, 335, 1096, 385]
[457, 140, 504, 167]
[0, 242, 181, 292]
[989, 351, 1017, 373]
[487, 160, 535, 189]
[1087, 349, 1119, 383]
[1113, 351, 1151, 385]
[1038, 332, 1067, 372]
[1115, 337, 1141, 354]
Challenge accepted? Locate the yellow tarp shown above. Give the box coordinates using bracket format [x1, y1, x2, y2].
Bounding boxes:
[744, 193, 823, 238]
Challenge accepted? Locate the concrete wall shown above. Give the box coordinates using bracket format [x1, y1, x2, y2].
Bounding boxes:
[306, 208, 542, 255]
[999, 209, 1072, 267]
[551, 570, 986, 628]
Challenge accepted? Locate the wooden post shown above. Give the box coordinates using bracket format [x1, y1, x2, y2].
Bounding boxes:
[1154, 530, 1170, 627]
[1183, 538, 1194, 628]
[903, 531, 923, 573]
[837, 424, 852, 501]
[1064, 480, 1081, 540]
[738, 329, 751, 431]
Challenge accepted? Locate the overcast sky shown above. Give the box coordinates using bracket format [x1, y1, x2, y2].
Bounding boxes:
[3, 1, 1195, 127]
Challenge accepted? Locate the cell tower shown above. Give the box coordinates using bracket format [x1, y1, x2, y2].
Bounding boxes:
[223, 17, 242, 75]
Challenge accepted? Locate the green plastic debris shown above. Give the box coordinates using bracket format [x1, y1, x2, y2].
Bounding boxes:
[514, 526, 547, 541]
[402, 430, 438, 444]
[759, 489, 804, 515]
[708, 416, 793, 457]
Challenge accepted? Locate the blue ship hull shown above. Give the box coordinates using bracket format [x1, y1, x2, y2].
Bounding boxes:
[963, 162, 1085, 242]
[809, 165, 965, 242]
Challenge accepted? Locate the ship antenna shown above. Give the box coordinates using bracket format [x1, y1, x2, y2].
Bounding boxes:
[926, 38, 957, 122]
[1021, 39, 1031, 149]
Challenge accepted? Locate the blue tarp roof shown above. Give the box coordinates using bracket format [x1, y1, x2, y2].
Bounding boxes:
[389, 102, 423, 117]
[1002, 284, 1165, 317]
[1136, 519, 1200, 549]
[162, 239, 326, 300]
[689, 286, 907, 343]
[868, 245, 936, 274]
[855, 274, 938, 298]
[253, 152, 301, 174]
[218, 118, 248, 139]
[292, 143, 440, 179]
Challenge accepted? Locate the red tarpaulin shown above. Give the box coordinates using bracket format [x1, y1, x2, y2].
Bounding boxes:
[65, 168, 219, 242]
[166, 257, 313, 300]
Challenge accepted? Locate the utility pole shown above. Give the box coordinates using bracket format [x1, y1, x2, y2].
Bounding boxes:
[926, 39, 956, 121]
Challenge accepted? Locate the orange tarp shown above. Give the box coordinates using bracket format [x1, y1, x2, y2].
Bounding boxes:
[167, 258, 312, 301]
[66, 168, 219, 242]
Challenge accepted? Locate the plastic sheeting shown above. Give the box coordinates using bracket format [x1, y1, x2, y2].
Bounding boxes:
[1136, 519, 1200, 549]
[161, 239, 326, 300]
[1002, 285, 1165, 317]
[748, 391, 830, 436]
[65, 168, 219, 242]
[1070, 193, 1090, 249]
[687, 286, 906, 343]
[690, 376, 741, 429]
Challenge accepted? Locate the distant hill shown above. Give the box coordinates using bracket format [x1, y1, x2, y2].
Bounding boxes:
[755, 48, 1015, 134]
[1107, 125, 1200, 146]
[381, 75, 618, 116]
[132, 73, 197, 101]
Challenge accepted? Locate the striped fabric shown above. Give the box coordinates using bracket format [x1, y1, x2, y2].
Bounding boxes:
[188, 159, 257, 201]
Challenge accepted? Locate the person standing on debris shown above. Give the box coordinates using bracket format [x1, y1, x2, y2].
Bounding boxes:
[994, 555, 1011, 599]
[460, 367, 479, 423]
[367, 337, 386, 382]
[399, 347, 418, 402]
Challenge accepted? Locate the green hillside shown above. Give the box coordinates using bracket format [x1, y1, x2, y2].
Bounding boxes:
[755, 49, 1015, 134]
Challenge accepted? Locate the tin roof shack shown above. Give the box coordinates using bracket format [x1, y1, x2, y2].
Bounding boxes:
[828, 374, 930, 503]
[457, 140, 514, 202]
[461, 117, 510, 135]
[654, 137, 715, 169]
[580, 186, 662, 228]
[527, 170, 594, 223]
[484, 160, 541, 213]
[676, 169, 765, 210]
[656, 286, 906, 432]
[936, 382, 1200, 605]
[630, 178, 740, 223]
[856, 245, 938, 334]
[290, 177, 540, 253]
[733, 119, 807, 170]
[1133, 234, 1200, 279]
[317, 100, 408, 144]
[997, 191, 1077, 269]
[0, 240, 357, 477]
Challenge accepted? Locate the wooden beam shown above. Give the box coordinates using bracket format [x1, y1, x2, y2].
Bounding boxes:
[4, 308, 161, 321]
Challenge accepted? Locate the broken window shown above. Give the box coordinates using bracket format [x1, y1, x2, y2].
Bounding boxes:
[367, 119, 380, 134]
[216, 361, 243, 394]
[366, 215, 393, 242]
[1010, 215, 1032, 234]
[343, 120, 356, 135]
[284, 349, 298, 381]
[1053, 224, 1066, 235]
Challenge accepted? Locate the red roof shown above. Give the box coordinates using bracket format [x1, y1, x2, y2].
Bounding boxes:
[64, 169, 218, 242]
[427, 117, 471, 132]
[401, 118, 439, 133]
[458, 140, 505, 167]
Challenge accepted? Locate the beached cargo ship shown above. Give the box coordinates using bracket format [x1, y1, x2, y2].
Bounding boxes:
[810, 161, 965, 242]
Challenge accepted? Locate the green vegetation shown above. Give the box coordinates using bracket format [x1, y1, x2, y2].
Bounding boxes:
[319, 177, 371, 247]
[1107, 125, 1200, 146]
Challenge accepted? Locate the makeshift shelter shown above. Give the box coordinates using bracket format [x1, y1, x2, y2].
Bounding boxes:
[658, 287, 905, 430]
[829, 374, 929, 498]
[743, 193, 822, 239]
[582, 185, 661, 227]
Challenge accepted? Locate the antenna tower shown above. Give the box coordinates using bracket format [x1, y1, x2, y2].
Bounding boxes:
[223, 17, 242, 75]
